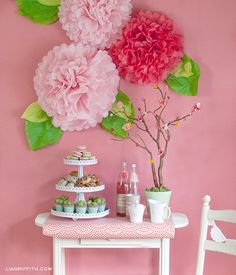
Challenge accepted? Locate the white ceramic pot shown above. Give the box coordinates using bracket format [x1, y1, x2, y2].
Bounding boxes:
[144, 190, 172, 205]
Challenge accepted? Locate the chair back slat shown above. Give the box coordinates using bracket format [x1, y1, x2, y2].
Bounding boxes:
[208, 210, 236, 223]
[204, 240, 236, 256]
[196, 195, 236, 275]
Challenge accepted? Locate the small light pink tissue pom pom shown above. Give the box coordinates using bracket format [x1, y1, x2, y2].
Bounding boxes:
[34, 43, 120, 131]
[59, 0, 132, 49]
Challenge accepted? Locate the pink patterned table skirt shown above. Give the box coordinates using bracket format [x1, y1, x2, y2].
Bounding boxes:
[43, 215, 175, 239]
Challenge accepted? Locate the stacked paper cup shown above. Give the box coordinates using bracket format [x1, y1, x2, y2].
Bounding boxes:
[125, 194, 140, 217]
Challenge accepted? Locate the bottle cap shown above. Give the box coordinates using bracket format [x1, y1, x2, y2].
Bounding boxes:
[131, 163, 136, 168]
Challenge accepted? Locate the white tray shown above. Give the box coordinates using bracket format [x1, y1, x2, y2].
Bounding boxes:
[64, 158, 97, 166]
[51, 208, 109, 220]
[56, 183, 105, 193]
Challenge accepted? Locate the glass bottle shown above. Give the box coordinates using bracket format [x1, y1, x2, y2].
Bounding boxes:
[129, 163, 139, 195]
[116, 162, 129, 217]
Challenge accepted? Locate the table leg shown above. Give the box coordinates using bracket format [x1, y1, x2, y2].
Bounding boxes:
[61, 247, 65, 275]
[159, 238, 170, 275]
[53, 238, 64, 275]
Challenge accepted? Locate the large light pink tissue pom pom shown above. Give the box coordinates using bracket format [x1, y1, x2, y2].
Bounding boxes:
[34, 43, 120, 131]
[59, 0, 132, 49]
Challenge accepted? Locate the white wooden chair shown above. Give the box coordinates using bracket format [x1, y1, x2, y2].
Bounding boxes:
[195, 195, 236, 275]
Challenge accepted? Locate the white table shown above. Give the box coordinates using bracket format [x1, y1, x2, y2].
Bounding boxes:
[35, 213, 188, 275]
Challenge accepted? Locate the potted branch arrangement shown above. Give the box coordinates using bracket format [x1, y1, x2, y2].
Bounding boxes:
[111, 84, 200, 206]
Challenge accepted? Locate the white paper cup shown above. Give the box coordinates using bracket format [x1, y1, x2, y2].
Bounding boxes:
[125, 194, 140, 217]
[128, 203, 145, 223]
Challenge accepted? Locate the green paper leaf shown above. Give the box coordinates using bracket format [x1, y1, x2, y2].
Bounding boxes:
[16, 0, 59, 24]
[37, 0, 60, 6]
[171, 57, 194, 78]
[25, 120, 62, 150]
[101, 114, 128, 139]
[165, 54, 200, 96]
[22, 102, 49, 123]
[111, 90, 135, 120]
[101, 90, 135, 138]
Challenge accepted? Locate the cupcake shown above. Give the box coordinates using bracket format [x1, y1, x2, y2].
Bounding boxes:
[54, 198, 64, 212]
[63, 200, 75, 213]
[96, 197, 106, 213]
[75, 200, 87, 214]
[87, 200, 98, 214]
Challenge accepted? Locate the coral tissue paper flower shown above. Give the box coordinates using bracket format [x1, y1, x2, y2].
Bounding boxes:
[34, 43, 119, 131]
[109, 10, 184, 84]
[59, 0, 132, 49]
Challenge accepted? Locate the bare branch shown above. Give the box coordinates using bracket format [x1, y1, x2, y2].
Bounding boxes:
[137, 107, 157, 142]
[142, 120, 157, 142]
[111, 85, 199, 188]
[130, 133, 159, 187]
[158, 130, 170, 186]
[127, 134, 152, 157]
[157, 87, 164, 99]
[132, 121, 146, 132]
[167, 112, 193, 127]
[153, 105, 162, 113]
[143, 98, 147, 112]
[156, 128, 161, 151]
[159, 128, 168, 142]
[159, 96, 170, 118]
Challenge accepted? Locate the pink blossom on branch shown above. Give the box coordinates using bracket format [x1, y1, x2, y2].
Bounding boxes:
[193, 102, 201, 111]
[109, 10, 184, 84]
[34, 43, 119, 131]
[122, 123, 132, 131]
[59, 0, 132, 49]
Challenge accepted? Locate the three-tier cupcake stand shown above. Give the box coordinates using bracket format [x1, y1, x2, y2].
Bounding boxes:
[51, 157, 109, 221]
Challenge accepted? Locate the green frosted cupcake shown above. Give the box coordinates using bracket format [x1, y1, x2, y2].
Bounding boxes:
[95, 197, 106, 213]
[63, 200, 75, 213]
[87, 200, 98, 214]
[75, 200, 87, 214]
[55, 198, 64, 212]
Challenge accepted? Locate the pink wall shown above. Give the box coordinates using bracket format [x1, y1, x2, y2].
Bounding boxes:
[0, 0, 236, 274]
